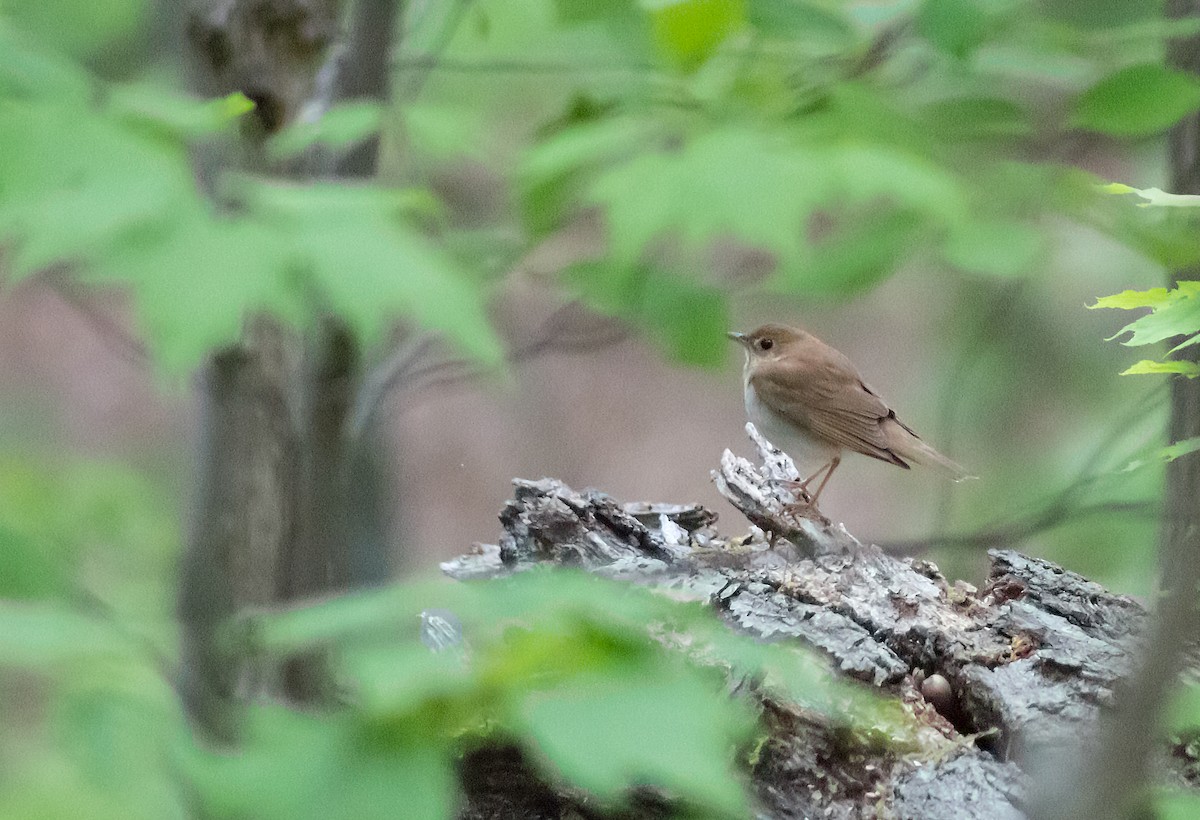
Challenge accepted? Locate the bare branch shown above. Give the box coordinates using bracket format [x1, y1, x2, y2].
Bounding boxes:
[883, 500, 1159, 557]
[351, 301, 628, 436]
[46, 278, 148, 367]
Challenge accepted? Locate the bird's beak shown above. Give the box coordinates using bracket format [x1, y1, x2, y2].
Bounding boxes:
[727, 331, 749, 347]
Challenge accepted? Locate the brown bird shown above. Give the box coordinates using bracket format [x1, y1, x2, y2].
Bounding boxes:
[729, 323, 973, 509]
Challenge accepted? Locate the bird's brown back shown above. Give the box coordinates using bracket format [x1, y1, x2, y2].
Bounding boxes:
[746, 328, 911, 468]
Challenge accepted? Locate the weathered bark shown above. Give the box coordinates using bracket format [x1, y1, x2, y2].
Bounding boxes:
[179, 330, 297, 742]
[443, 425, 1169, 819]
[280, 319, 359, 700]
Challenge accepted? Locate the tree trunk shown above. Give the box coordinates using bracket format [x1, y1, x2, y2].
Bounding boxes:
[1163, 0, 1200, 594]
[178, 0, 401, 735]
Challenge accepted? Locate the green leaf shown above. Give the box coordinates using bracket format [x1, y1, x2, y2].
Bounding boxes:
[91, 210, 296, 374]
[775, 210, 926, 295]
[519, 114, 659, 234]
[1067, 174, 1200, 268]
[268, 102, 383, 161]
[243, 182, 502, 363]
[0, 21, 93, 101]
[644, 0, 745, 69]
[920, 97, 1030, 140]
[589, 128, 816, 266]
[1073, 63, 1200, 137]
[193, 707, 455, 820]
[110, 85, 255, 138]
[55, 687, 187, 818]
[1158, 790, 1200, 820]
[588, 126, 964, 290]
[1038, 0, 1158, 30]
[555, 0, 639, 24]
[1091, 286, 1175, 310]
[1123, 435, 1200, 472]
[0, 100, 192, 281]
[1120, 360, 1200, 377]
[522, 116, 657, 188]
[0, 458, 178, 618]
[822, 142, 967, 223]
[638, 272, 729, 366]
[1165, 680, 1200, 731]
[521, 667, 753, 814]
[401, 101, 488, 160]
[237, 566, 906, 808]
[0, 523, 67, 600]
[324, 741, 454, 820]
[917, 0, 989, 59]
[346, 644, 473, 718]
[1100, 182, 1200, 207]
[745, 0, 855, 43]
[1106, 282, 1200, 347]
[1163, 436, 1200, 462]
[942, 218, 1044, 277]
[4, 0, 147, 61]
[0, 602, 133, 667]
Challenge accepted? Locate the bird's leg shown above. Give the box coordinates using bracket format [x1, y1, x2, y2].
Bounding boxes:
[807, 455, 840, 507]
[795, 460, 835, 494]
[779, 456, 840, 521]
[780, 459, 834, 500]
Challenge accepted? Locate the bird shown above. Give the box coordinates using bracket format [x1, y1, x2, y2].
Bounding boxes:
[729, 323, 973, 510]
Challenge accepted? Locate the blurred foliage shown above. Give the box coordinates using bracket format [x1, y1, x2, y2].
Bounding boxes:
[0, 20, 499, 374]
[1091, 185, 1200, 468]
[6, 0, 1200, 369]
[395, 0, 1200, 365]
[3, 0, 1200, 815]
[1161, 681, 1200, 815]
[0, 452, 922, 817]
[1093, 280, 1200, 376]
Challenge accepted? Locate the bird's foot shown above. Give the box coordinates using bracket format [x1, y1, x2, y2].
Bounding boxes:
[782, 498, 830, 527]
[774, 479, 830, 527]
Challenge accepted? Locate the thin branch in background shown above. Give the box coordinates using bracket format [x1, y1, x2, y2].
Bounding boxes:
[388, 32, 916, 81]
[75, 587, 177, 687]
[397, 304, 629, 393]
[890, 381, 1169, 558]
[349, 329, 438, 438]
[848, 17, 913, 77]
[49, 281, 149, 367]
[394, 0, 474, 101]
[883, 500, 1159, 557]
[392, 54, 658, 76]
[350, 301, 629, 441]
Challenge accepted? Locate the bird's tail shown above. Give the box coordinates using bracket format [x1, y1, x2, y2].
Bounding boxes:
[883, 418, 976, 482]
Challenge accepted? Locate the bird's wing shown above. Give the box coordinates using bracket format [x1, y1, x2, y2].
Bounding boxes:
[750, 344, 910, 468]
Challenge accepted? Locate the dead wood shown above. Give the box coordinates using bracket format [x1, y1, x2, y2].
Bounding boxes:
[443, 424, 1156, 819]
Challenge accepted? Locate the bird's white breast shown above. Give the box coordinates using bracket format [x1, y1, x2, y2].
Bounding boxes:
[743, 375, 840, 471]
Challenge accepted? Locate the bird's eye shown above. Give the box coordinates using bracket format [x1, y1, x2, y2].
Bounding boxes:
[757, 338, 774, 351]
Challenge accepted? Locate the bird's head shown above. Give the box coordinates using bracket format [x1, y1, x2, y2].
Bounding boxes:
[727, 324, 811, 363]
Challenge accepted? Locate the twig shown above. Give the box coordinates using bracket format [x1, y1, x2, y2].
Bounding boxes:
[348, 330, 438, 438]
[49, 280, 149, 367]
[350, 302, 628, 440]
[393, 309, 629, 403]
[395, 0, 474, 101]
[883, 500, 1159, 557]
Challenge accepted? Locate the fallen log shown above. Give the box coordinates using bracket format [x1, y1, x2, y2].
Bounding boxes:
[442, 424, 1154, 819]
